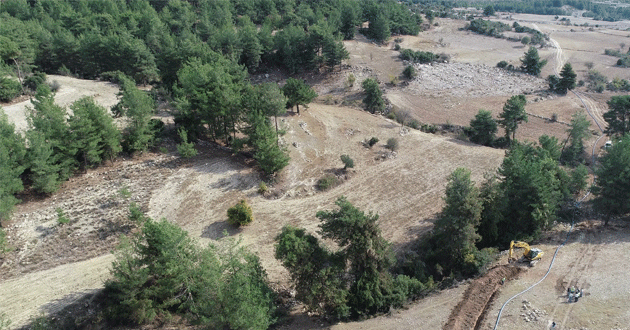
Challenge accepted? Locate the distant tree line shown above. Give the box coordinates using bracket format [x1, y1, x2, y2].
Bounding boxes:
[465, 19, 548, 46]
[465, 0, 630, 22]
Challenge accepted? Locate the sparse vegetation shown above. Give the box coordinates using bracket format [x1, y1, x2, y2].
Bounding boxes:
[368, 137, 379, 147]
[403, 65, 417, 79]
[0, 228, 10, 255]
[317, 175, 339, 191]
[227, 200, 254, 227]
[258, 181, 268, 195]
[176, 128, 197, 159]
[56, 208, 70, 225]
[386, 137, 399, 151]
[399, 49, 436, 64]
[340, 154, 354, 169]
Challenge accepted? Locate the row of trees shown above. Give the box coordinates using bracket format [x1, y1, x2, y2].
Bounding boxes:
[0, 78, 157, 223]
[0, 0, 423, 102]
[275, 197, 432, 319]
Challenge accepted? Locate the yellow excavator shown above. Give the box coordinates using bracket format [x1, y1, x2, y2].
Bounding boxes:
[509, 241, 544, 266]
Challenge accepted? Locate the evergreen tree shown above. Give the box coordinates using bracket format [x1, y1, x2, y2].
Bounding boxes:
[592, 136, 630, 225]
[245, 110, 290, 176]
[427, 168, 483, 277]
[367, 11, 390, 43]
[498, 95, 528, 142]
[26, 85, 76, 186]
[104, 218, 276, 328]
[238, 17, 262, 73]
[68, 97, 121, 168]
[604, 95, 630, 137]
[362, 78, 384, 113]
[558, 63, 577, 94]
[322, 34, 349, 69]
[175, 58, 246, 142]
[497, 142, 566, 242]
[561, 112, 590, 165]
[520, 46, 547, 76]
[115, 77, 156, 152]
[340, 3, 359, 40]
[468, 109, 498, 146]
[282, 78, 317, 115]
[26, 130, 62, 194]
[0, 109, 25, 222]
[275, 226, 349, 318]
[316, 197, 396, 317]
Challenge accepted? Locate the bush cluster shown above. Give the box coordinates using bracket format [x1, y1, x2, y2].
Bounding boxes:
[227, 200, 254, 227]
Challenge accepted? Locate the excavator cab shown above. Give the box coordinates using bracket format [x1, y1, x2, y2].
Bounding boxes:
[509, 241, 544, 266]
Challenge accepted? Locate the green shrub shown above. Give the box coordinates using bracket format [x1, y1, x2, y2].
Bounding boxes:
[346, 73, 356, 88]
[118, 186, 131, 199]
[394, 43, 401, 51]
[368, 137, 379, 147]
[23, 72, 46, 92]
[399, 49, 436, 63]
[56, 208, 70, 225]
[128, 202, 147, 223]
[227, 200, 254, 226]
[258, 181, 268, 194]
[48, 80, 61, 92]
[340, 154, 354, 169]
[386, 112, 396, 120]
[0, 77, 22, 102]
[403, 65, 416, 79]
[0, 228, 10, 254]
[176, 128, 198, 158]
[0, 312, 11, 330]
[408, 120, 420, 129]
[497, 60, 508, 69]
[317, 175, 338, 191]
[386, 138, 399, 151]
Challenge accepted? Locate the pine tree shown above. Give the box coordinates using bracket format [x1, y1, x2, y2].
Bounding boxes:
[498, 95, 528, 142]
[557, 63, 577, 94]
[282, 78, 317, 115]
[368, 12, 390, 43]
[115, 76, 156, 152]
[469, 109, 498, 146]
[520, 47, 547, 76]
[0, 109, 25, 221]
[362, 78, 384, 113]
[68, 97, 121, 168]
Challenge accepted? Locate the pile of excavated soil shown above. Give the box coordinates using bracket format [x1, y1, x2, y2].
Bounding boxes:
[444, 265, 524, 330]
[406, 63, 546, 98]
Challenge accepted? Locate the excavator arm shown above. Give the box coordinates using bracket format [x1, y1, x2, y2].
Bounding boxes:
[509, 241, 543, 265]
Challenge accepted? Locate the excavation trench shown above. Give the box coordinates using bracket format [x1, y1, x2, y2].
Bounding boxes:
[443, 265, 524, 330]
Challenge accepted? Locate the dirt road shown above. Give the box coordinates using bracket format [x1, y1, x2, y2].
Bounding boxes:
[0, 254, 114, 327]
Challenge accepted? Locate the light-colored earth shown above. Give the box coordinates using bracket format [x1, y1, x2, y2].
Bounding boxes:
[2, 12, 630, 330]
[1, 75, 120, 132]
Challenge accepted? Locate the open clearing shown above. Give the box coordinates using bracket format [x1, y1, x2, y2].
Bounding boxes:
[2, 13, 630, 330]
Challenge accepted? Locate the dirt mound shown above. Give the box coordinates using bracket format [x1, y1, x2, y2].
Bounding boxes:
[443, 265, 524, 330]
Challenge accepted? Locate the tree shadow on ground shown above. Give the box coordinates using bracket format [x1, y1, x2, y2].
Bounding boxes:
[202, 220, 241, 240]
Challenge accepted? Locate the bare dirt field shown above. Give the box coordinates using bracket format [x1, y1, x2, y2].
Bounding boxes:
[1, 75, 120, 132]
[481, 221, 630, 330]
[2, 12, 630, 330]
